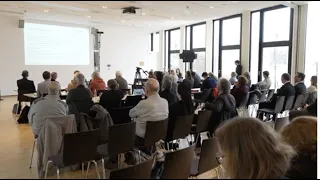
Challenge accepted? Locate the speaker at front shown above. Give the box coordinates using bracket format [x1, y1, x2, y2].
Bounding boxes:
[19, 20, 24, 28]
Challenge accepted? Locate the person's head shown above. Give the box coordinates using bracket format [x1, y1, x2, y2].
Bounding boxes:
[47, 81, 61, 96]
[263, 71, 269, 79]
[115, 71, 122, 78]
[176, 68, 181, 74]
[42, 71, 50, 80]
[217, 78, 231, 94]
[155, 71, 164, 82]
[237, 75, 248, 87]
[75, 73, 86, 86]
[144, 78, 159, 97]
[162, 75, 173, 91]
[21, 70, 29, 78]
[281, 73, 291, 84]
[231, 72, 237, 78]
[235, 60, 240, 66]
[107, 79, 118, 90]
[215, 117, 296, 179]
[202, 72, 208, 79]
[242, 71, 250, 80]
[51, 72, 58, 80]
[169, 69, 176, 75]
[209, 72, 218, 81]
[74, 70, 80, 78]
[310, 76, 317, 87]
[294, 72, 305, 83]
[186, 71, 192, 79]
[191, 71, 196, 78]
[92, 71, 101, 80]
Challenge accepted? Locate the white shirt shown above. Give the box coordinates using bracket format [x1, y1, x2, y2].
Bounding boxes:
[257, 77, 272, 88]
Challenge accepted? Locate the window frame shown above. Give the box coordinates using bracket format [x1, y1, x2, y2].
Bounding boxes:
[150, 32, 159, 52]
[165, 27, 180, 71]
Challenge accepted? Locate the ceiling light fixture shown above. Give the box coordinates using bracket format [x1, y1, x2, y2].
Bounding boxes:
[44, 10, 49, 12]
[102, 6, 107, 9]
[142, 12, 146, 15]
[209, 6, 214, 9]
[148, 24, 151, 26]
[170, 17, 174, 20]
[121, 20, 126, 23]
[87, 16, 91, 18]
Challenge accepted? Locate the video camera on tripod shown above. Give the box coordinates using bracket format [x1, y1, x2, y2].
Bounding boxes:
[132, 67, 148, 94]
[179, 50, 197, 70]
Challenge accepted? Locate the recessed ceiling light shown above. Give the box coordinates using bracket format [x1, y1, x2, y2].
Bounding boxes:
[170, 17, 174, 20]
[209, 6, 214, 9]
[121, 20, 126, 23]
[87, 16, 91, 18]
[102, 6, 107, 9]
[44, 10, 49, 12]
[142, 12, 146, 15]
[148, 24, 151, 26]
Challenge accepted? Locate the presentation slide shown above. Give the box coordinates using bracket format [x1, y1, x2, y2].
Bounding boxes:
[24, 22, 90, 65]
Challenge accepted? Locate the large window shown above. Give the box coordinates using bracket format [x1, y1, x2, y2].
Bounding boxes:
[213, 15, 242, 79]
[186, 22, 206, 73]
[250, 5, 293, 90]
[166, 28, 181, 71]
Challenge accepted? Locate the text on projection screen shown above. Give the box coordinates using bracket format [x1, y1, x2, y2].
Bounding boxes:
[24, 23, 90, 65]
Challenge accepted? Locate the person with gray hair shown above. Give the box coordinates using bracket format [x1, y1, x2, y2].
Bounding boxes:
[204, 78, 237, 134]
[160, 75, 177, 105]
[129, 78, 168, 142]
[115, 71, 128, 89]
[66, 73, 93, 114]
[28, 81, 68, 136]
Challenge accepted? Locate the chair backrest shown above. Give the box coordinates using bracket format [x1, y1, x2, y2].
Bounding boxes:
[110, 106, 133, 124]
[283, 96, 295, 111]
[267, 89, 275, 101]
[246, 92, 258, 106]
[110, 158, 154, 179]
[63, 129, 100, 166]
[144, 119, 168, 148]
[292, 94, 305, 110]
[171, 114, 194, 141]
[274, 96, 286, 113]
[108, 122, 136, 157]
[258, 90, 268, 103]
[198, 138, 220, 175]
[239, 92, 250, 107]
[275, 117, 290, 132]
[162, 144, 196, 179]
[195, 110, 212, 133]
[124, 95, 142, 107]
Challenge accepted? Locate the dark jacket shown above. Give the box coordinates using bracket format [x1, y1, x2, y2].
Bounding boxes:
[183, 78, 194, 89]
[201, 77, 217, 91]
[115, 76, 128, 90]
[231, 86, 249, 107]
[193, 74, 201, 88]
[159, 89, 177, 106]
[277, 82, 296, 97]
[205, 93, 237, 133]
[66, 85, 93, 114]
[236, 65, 242, 77]
[99, 90, 124, 113]
[17, 78, 36, 101]
[294, 82, 307, 95]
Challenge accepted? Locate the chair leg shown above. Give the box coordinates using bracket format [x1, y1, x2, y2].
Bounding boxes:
[29, 139, 36, 168]
[92, 160, 101, 179]
[86, 161, 91, 179]
[81, 163, 84, 178]
[101, 157, 106, 179]
[44, 160, 52, 179]
[56, 168, 60, 179]
[138, 150, 141, 163]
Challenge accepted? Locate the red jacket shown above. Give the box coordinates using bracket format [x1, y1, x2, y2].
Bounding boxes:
[89, 78, 106, 96]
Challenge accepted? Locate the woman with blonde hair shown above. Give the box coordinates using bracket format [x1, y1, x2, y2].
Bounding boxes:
[281, 116, 317, 179]
[215, 117, 295, 179]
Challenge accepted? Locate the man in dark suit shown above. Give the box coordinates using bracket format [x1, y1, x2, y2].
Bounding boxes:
[99, 79, 124, 113]
[294, 72, 307, 95]
[235, 60, 242, 78]
[17, 70, 36, 113]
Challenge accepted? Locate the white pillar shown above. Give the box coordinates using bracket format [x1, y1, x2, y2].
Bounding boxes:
[241, 11, 251, 73]
[158, 30, 164, 71]
[206, 20, 213, 72]
[296, 5, 308, 73]
[290, 6, 299, 82]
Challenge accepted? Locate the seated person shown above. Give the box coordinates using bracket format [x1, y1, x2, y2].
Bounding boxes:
[294, 72, 307, 95]
[243, 71, 252, 89]
[28, 81, 68, 136]
[208, 72, 219, 82]
[229, 72, 238, 86]
[67, 70, 79, 92]
[201, 72, 217, 91]
[129, 78, 168, 143]
[306, 76, 317, 105]
[257, 71, 272, 90]
[99, 79, 124, 113]
[159, 76, 177, 106]
[281, 116, 317, 179]
[176, 68, 183, 80]
[183, 71, 194, 89]
[50, 72, 61, 90]
[115, 71, 128, 90]
[37, 71, 51, 97]
[166, 81, 194, 141]
[66, 73, 93, 114]
[17, 70, 36, 113]
[169, 69, 178, 83]
[204, 78, 237, 134]
[89, 71, 106, 96]
[191, 71, 201, 88]
[231, 75, 249, 107]
[289, 100, 317, 121]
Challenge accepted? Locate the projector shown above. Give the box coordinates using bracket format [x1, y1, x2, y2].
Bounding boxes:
[122, 6, 140, 14]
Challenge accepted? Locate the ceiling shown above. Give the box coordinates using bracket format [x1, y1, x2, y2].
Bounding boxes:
[0, 1, 309, 32]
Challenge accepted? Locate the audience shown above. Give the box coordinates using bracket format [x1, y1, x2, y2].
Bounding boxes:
[215, 117, 295, 179]
[99, 79, 124, 113]
[166, 81, 194, 141]
[306, 76, 317, 105]
[67, 70, 79, 92]
[36, 71, 51, 97]
[242, 71, 251, 88]
[208, 72, 219, 82]
[28, 81, 67, 136]
[50, 72, 61, 90]
[191, 71, 201, 88]
[183, 71, 194, 89]
[17, 70, 36, 113]
[129, 78, 168, 142]
[169, 69, 178, 83]
[201, 72, 217, 91]
[155, 71, 164, 92]
[235, 60, 242, 78]
[229, 72, 238, 85]
[289, 100, 317, 120]
[307, 75, 317, 93]
[257, 71, 272, 89]
[66, 73, 93, 114]
[89, 71, 106, 96]
[160, 76, 177, 106]
[231, 75, 249, 107]
[176, 68, 183, 80]
[204, 78, 237, 134]
[115, 71, 128, 89]
[281, 116, 317, 179]
[294, 72, 307, 95]
[148, 70, 156, 79]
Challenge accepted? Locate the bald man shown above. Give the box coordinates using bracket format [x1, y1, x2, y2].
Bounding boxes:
[129, 78, 168, 139]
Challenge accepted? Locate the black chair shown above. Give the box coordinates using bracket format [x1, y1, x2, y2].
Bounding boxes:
[97, 122, 136, 179]
[266, 89, 275, 101]
[246, 92, 258, 116]
[44, 129, 100, 179]
[282, 96, 295, 112]
[191, 110, 212, 145]
[257, 96, 285, 121]
[292, 94, 306, 110]
[161, 144, 196, 179]
[190, 138, 219, 177]
[169, 114, 194, 143]
[124, 95, 142, 107]
[109, 158, 154, 179]
[110, 106, 133, 124]
[275, 117, 290, 132]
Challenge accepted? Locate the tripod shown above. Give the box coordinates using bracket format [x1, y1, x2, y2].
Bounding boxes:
[133, 70, 144, 86]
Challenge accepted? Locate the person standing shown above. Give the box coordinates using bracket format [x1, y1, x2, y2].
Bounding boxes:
[235, 60, 242, 78]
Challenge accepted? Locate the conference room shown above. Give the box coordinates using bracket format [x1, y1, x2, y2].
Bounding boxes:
[0, 1, 318, 179]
